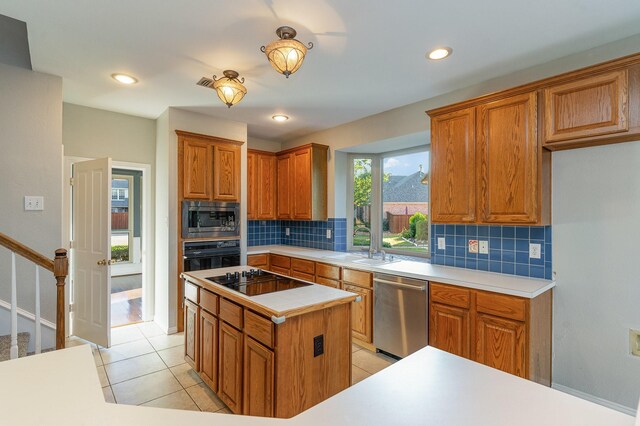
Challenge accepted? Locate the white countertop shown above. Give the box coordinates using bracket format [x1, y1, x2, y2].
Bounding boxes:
[1, 345, 634, 425]
[248, 245, 556, 298]
[183, 266, 358, 319]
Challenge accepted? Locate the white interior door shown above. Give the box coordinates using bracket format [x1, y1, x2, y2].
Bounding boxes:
[72, 158, 112, 347]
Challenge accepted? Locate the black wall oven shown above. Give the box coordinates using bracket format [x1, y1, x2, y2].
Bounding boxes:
[182, 201, 240, 239]
[182, 240, 241, 272]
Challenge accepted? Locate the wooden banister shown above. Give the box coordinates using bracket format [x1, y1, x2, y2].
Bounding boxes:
[0, 232, 67, 351]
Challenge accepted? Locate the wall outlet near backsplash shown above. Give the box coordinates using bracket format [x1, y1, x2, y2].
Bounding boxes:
[479, 240, 489, 254]
[468, 240, 478, 253]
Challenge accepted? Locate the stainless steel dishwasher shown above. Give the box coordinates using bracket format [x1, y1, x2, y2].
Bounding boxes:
[373, 273, 428, 358]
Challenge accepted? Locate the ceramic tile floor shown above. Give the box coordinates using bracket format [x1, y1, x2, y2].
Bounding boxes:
[67, 322, 396, 413]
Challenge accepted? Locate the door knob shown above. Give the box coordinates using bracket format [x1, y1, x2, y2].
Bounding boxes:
[97, 259, 115, 266]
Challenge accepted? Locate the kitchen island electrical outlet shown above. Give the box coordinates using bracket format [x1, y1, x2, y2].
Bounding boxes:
[313, 335, 324, 357]
[468, 240, 479, 253]
[285, 227, 290, 236]
[24, 196, 44, 211]
[529, 243, 541, 259]
[479, 241, 489, 254]
[631, 329, 640, 356]
[437, 237, 446, 250]
[326, 229, 331, 239]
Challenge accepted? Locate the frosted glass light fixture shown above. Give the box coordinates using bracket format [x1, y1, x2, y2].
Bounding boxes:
[212, 70, 247, 108]
[261, 26, 313, 78]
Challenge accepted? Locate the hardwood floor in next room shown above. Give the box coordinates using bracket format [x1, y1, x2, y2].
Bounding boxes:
[67, 322, 396, 413]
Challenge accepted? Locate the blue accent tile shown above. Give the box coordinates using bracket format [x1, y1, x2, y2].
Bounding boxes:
[489, 249, 501, 261]
[502, 239, 515, 251]
[465, 252, 477, 260]
[478, 226, 489, 237]
[515, 264, 529, 277]
[515, 227, 529, 239]
[455, 258, 466, 268]
[502, 250, 515, 263]
[455, 236, 466, 247]
[515, 239, 529, 252]
[445, 246, 455, 256]
[445, 236, 454, 246]
[530, 265, 545, 279]
[545, 226, 552, 243]
[530, 256, 544, 266]
[445, 256, 455, 267]
[436, 224, 444, 234]
[490, 261, 502, 273]
[502, 263, 515, 275]
[490, 227, 501, 238]
[455, 225, 466, 236]
[516, 251, 529, 264]
[489, 238, 501, 250]
[465, 259, 477, 269]
[446, 225, 455, 235]
[502, 226, 515, 238]
[545, 244, 552, 260]
[466, 225, 478, 237]
[477, 260, 489, 271]
[455, 247, 466, 257]
[530, 227, 544, 240]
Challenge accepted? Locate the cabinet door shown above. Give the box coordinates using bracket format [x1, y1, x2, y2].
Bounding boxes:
[199, 309, 218, 392]
[475, 313, 526, 378]
[344, 284, 372, 343]
[544, 69, 628, 144]
[430, 107, 476, 223]
[257, 154, 277, 219]
[243, 336, 274, 417]
[219, 321, 243, 414]
[292, 147, 312, 220]
[182, 139, 212, 200]
[477, 92, 539, 223]
[184, 299, 200, 371]
[429, 302, 470, 358]
[276, 154, 292, 219]
[247, 151, 257, 219]
[213, 143, 241, 201]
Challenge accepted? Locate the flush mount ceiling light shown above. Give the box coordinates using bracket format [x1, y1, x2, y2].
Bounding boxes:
[210, 70, 247, 108]
[261, 26, 313, 78]
[111, 73, 138, 84]
[427, 47, 452, 60]
[272, 114, 289, 122]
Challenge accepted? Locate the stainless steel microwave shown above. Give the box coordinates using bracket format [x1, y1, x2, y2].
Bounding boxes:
[181, 201, 240, 238]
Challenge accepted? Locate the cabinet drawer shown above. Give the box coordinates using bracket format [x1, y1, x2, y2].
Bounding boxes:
[476, 292, 527, 322]
[343, 268, 372, 288]
[291, 270, 315, 282]
[291, 257, 315, 274]
[270, 254, 290, 269]
[185, 281, 199, 303]
[244, 310, 274, 349]
[200, 289, 218, 315]
[247, 254, 269, 268]
[220, 298, 243, 329]
[316, 276, 340, 289]
[316, 262, 340, 280]
[270, 265, 290, 276]
[430, 283, 470, 309]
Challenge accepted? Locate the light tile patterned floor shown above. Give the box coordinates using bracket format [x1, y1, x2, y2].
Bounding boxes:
[68, 322, 396, 413]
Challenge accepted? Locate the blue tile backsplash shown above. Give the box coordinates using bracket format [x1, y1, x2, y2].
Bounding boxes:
[247, 218, 347, 252]
[430, 224, 552, 280]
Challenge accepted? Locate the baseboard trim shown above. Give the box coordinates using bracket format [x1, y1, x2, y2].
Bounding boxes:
[552, 383, 637, 416]
[167, 326, 178, 334]
[0, 299, 56, 330]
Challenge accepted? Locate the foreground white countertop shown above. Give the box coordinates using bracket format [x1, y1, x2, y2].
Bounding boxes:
[248, 245, 555, 298]
[1, 345, 634, 425]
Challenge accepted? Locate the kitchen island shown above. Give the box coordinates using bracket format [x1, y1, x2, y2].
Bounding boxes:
[181, 266, 358, 418]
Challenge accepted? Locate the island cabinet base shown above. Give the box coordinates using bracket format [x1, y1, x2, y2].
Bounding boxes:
[183, 279, 352, 419]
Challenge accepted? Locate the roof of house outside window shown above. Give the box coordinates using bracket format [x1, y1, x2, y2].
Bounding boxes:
[382, 171, 429, 203]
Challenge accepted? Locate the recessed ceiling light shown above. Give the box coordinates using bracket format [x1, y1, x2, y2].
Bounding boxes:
[111, 73, 138, 85]
[427, 47, 452, 60]
[272, 114, 289, 122]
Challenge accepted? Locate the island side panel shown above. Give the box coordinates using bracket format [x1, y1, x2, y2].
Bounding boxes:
[275, 303, 352, 418]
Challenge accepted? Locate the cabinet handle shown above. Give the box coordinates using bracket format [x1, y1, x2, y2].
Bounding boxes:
[373, 278, 426, 291]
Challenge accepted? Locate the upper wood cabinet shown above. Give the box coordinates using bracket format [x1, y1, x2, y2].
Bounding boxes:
[276, 144, 328, 221]
[177, 130, 244, 203]
[477, 92, 540, 224]
[430, 107, 476, 223]
[248, 150, 277, 220]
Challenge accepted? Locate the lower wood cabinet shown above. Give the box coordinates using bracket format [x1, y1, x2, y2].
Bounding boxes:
[184, 299, 199, 371]
[243, 336, 274, 417]
[344, 284, 372, 343]
[429, 281, 552, 385]
[247, 254, 269, 269]
[199, 309, 218, 392]
[219, 321, 243, 414]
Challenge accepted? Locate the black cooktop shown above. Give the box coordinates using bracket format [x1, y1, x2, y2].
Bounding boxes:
[206, 269, 312, 296]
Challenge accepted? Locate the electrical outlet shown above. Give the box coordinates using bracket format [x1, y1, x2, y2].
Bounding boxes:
[326, 229, 332, 239]
[437, 237, 446, 250]
[313, 335, 324, 357]
[285, 227, 290, 236]
[24, 196, 44, 211]
[479, 240, 489, 254]
[630, 329, 640, 356]
[468, 240, 478, 253]
[529, 243, 541, 259]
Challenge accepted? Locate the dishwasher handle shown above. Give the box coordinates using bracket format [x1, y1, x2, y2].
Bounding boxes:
[373, 278, 426, 292]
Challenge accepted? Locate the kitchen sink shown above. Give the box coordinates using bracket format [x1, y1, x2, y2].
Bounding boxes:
[351, 257, 400, 266]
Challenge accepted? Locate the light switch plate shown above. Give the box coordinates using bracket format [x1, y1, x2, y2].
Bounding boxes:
[468, 240, 478, 253]
[479, 241, 489, 254]
[326, 229, 332, 239]
[630, 329, 640, 356]
[24, 196, 44, 211]
[285, 228, 290, 236]
[437, 237, 446, 250]
[529, 243, 541, 259]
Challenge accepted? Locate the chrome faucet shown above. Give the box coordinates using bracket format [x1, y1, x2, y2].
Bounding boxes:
[354, 227, 376, 258]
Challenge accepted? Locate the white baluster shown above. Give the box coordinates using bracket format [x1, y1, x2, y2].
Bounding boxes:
[10, 252, 18, 360]
[35, 265, 41, 354]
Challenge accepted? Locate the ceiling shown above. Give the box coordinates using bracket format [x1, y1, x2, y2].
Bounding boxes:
[2, 1, 640, 141]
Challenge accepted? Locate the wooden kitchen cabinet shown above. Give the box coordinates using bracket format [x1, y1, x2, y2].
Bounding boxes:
[269, 254, 291, 276]
[219, 321, 243, 414]
[428, 282, 552, 385]
[213, 143, 241, 202]
[344, 283, 372, 343]
[199, 309, 218, 391]
[276, 144, 328, 221]
[184, 299, 200, 371]
[247, 253, 269, 269]
[290, 258, 315, 282]
[248, 150, 277, 220]
[315, 262, 341, 289]
[243, 336, 275, 417]
[430, 107, 477, 223]
[181, 138, 212, 200]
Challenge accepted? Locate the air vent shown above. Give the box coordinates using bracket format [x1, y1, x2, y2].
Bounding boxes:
[196, 77, 214, 89]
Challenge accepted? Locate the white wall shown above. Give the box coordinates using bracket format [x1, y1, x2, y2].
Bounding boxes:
[155, 107, 247, 332]
[0, 63, 63, 324]
[247, 136, 281, 153]
[552, 141, 640, 411]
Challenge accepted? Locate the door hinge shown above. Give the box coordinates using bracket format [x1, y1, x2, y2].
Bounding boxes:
[69, 303, 74, 313]
[69, 240, 74, 249]
[69, 177, 74, 186]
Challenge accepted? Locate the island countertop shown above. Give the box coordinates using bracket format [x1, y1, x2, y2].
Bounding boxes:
[182, 266, 358, 321]
[248, 245, 555, 299]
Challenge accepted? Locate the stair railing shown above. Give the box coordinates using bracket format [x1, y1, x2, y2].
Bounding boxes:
[0, 232, 68, 358]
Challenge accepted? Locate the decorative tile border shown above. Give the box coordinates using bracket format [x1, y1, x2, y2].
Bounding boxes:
[247, 218, 347, 251]
[430, 224, 552, 280]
